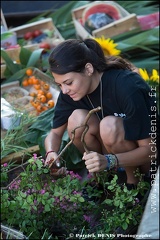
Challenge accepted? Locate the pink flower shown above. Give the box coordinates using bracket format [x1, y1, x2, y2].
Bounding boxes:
[3, 163, 8, 167]
[67, 171, 82, 180]
[83, 214, 91, 223]
[41, 159, 45, 163]
[40, 189, 45, 194]
[33, 153, 37, 160]
[87, 173, 93, 179]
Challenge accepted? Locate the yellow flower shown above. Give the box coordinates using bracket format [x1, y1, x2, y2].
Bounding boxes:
[139, 68, 150, 81]
[150, 69, 159, 83]
[94, 36, 121, 56]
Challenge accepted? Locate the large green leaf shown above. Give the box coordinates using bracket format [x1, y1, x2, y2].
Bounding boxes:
[1, 50, 22, 73]
[19, 47, 32, 66]
[128, 56, 159, 70]
[116, 1, 159, 15]
[116, 28, 159, 52]
[48, 1, 90, 39]
[1, 68, 27, 84]
[48, 1, 90, 25]
[26, 49, 44, 67]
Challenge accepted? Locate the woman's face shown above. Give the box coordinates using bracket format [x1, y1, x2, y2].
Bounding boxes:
[52, 70, 94, 101]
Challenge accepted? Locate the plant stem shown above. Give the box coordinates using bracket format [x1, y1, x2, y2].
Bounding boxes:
[49, 106, 101, 183]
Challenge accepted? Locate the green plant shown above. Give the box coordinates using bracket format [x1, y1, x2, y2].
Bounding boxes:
[1, 156, 150, 239]
[1, 47, 44, 84]
[1, 111, 36, 159]
[97, 172, 149, 235]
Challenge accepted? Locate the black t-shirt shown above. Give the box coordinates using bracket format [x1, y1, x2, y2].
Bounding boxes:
[52, 69, 156, 141]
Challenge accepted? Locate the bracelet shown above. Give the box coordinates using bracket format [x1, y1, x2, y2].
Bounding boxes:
[105, 154, 119, 171]
[45, 150, 56, 159]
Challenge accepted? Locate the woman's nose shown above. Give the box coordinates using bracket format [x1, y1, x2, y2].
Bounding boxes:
[62, 86, 69, 94]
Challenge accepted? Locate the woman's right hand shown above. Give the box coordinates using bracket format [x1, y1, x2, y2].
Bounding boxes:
[44, 151, 61, 167]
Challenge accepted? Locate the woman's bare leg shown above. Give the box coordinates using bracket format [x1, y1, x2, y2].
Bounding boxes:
[67, 109, 103, 154]
[100, 116, 143, 184]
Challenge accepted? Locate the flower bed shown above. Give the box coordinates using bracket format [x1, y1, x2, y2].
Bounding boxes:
[1, 154, 150, 239]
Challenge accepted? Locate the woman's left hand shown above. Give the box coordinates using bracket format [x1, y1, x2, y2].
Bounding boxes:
[82, 151, 107, 173]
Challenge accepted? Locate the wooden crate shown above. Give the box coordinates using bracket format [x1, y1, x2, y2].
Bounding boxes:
[1, 44, 39, 79]
[72, 2, 140, 39]
[1, 44, 40, 66]
[9, 17, 64, 41]
[1, 145, 40, 164]
[31, 68, 60, 104]
[1, 68, 60, 107]
[1, 64, 6, 79]
[1, 18, 64, 79]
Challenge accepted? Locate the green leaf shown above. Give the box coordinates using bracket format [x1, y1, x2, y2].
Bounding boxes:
[104, 199, 112, 205]
[44, 204, 50, 212]
[1, 68, 27, 84]
[117, 1, 158, 15]
[48, 1, 90, 39]
[117, 28, 159, 52]
[70, 196, 76, 202]
[78, 197, 85, 202]
[1, 49, 22, 73]
[43, 192, 49, 199]
[19, 47, 32, 65]
[20, 172, 27, 178]
[114, 200, 120, 207]
[49, 1, 89, 25]
[119, 202, 123, 208]
[27, 195, 33, 203]
[122, 222, 128, 230]
[26, 49, 44, 67]
[20, 192, 27, 198]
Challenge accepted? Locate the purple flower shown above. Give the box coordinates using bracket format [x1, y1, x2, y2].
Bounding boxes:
[133, 197, 140, 206]
[40, 189, 45, 194]
[87, 173, 93, 179]
[33, 153, 37, 160]
[68, 171, 82, 180]
[73, 190, 81, 195]
[3, 163, 8, 167]
[83, 214, 91, 223]
[41, 159, 45, 163]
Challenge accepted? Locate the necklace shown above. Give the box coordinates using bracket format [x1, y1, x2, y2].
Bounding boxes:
[86, 78, 104, 121]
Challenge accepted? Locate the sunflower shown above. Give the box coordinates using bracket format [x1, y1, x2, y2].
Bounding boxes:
[139, 68, 159, 83]
[139, 68, 150, 81]
[150, 69, 159, 83]
[94, 36, 121, 56]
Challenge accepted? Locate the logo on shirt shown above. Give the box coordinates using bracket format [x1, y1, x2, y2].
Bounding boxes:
[114, 113, 126, 118]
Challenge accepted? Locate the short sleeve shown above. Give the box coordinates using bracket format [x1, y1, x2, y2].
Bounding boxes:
[52, 93, 77, 128]
[123, 90, 152, 140]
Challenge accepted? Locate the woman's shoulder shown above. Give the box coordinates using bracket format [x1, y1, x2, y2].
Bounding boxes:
[103, 68, 148, 87]
[103, 68, 151, 98]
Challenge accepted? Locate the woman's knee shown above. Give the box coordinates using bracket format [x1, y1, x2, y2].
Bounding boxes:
[100, 116, 124, 146]
[67, 109, 88, 138]
[67, 109, 100, 139]
[68, 109, 88, 127]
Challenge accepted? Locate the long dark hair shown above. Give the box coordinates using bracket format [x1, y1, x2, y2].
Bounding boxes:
[49, 38, 135, 74]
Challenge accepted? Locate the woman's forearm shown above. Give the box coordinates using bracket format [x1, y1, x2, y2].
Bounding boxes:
[45, 130, 62, 153]
[116, 145, 156, 167]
